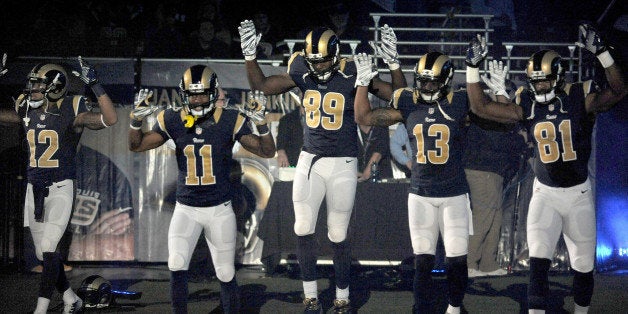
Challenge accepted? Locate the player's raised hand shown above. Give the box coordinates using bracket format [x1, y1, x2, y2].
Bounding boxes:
[238, 20, 262, 60]
[240, 90, 267, 124]
[72, 56, 99, 86]
[466, 34, 488, 68]
[354, 53, 378, 87]
[130, 88, 158, 121]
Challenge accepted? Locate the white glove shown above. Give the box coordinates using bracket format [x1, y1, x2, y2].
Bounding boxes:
[72, 56, 99, 86]
[354, 53, 378, 87]
[130, 88, 158, 121]
[240, 90, 267, 124]
[465, 34, 488, 68]
[238, 20, 262, 61]
[370, 24, 399, 70]
[0, 53, 7, 77]
[481, 60, 509, 99]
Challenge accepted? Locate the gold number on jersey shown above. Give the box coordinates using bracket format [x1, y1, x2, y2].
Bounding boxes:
[534, 120, 577, 163]
[302, 90, 345, 130]
[183, 144, 216, 185]
[413, 123, 450, 164]
[26, 129, 59, 168]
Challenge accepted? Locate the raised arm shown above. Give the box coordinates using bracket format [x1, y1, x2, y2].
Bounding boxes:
[239, 20, 296, 95]
[236, 91, 276, 158]
[72, 56, 118, 130]
[128, 88, 166, 152]
[370, 24, 407, 100]
[354, 53, 403, 127]
[577, 23, 627, 113]
[466, 35, 522, 124]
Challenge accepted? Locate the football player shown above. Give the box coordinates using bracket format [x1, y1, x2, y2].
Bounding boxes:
[128, 65, 275, 314]
[353, 50, 511, 313]
[465, 25, 626, 313]
[0, 57, 117, 314]
[238, 21, 406, 313]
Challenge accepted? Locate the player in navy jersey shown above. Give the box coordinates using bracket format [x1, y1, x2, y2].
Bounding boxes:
[238, 21, 406, 313]
[354, 51, 476, 314]
[128, 65, 275, 314]
[0, 57, 117, 314]
[465, 24, 626, 313]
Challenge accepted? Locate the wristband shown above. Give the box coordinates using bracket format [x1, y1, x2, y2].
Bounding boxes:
[91, 83, 106, 98]
[597, 51, 614, 68]
[244, 54, 257, 61]
[256, 123, 269, 136]
[130, 119, 143, 130]
[466, 67, 480, 84]
[388, 62, 400, 71]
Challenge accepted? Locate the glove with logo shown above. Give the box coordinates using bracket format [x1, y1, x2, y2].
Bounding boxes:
[72, 56, 99, 86]
[130, 88, 157, 127]
[238, 20, 262, 61]
[354, 53, 378, 87]
[577, 23, 614, 68]
[240, 90, 267, 125]
[466, 34, 488, 68]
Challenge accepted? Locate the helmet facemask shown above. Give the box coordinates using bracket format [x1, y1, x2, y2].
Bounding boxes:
[304, 27, 340, 84]
[413, 52, 453, 104]
[526, 50, 564, 104]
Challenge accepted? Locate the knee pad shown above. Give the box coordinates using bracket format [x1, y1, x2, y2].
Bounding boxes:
[168, 252, 187, 271]
[571, 256, 594, 273]
[215, 265, 235, 282]
[445, 236, 468, 257]
[293, 203, 316, 237]
[327, 227, 348, 243]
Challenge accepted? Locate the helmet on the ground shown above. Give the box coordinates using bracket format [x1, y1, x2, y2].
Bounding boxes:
[77, 275, 112, 308]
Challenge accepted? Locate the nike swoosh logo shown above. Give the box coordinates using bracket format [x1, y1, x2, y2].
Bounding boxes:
[581, 190, 588, 194]
[345, 160, 353, 163]
[56, 184, 66, 188]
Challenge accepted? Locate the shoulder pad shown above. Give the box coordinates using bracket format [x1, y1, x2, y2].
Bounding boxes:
[286, 52, 303, 73]
[233, 111, 247, 137]
[72, 96, 88, 115]
[514, 86, 525, 105]
[15, 94, 26, 111]
[157, 110, 168, 132]
[338, 57, 348, 72]
[447, 90, 455, 104]
[582, 80, 594, 97]
[391, 87, 412, 109]
[563, 82, 573, 95]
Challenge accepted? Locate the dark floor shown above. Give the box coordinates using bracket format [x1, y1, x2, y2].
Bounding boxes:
[0, 263, 626, 313]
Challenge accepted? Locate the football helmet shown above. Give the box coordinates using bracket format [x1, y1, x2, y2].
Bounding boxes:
[26, 63, 68, 108]
[179, 64, 219, 117]
[414, 52, 454, 103]
[526, 49, 565, 103]
[77, 275, 112, 308]
[304, 27, 340, 83]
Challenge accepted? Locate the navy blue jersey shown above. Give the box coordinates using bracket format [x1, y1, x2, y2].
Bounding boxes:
[153, 107, 252, 207]
[287, 52, 358, 157]
[516, 82, 596, 187]
[16, 95, 89, 184]
[392, 88, 470, 197]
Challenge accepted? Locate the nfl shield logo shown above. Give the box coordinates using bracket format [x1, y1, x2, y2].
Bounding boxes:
[428, 108, 435, 115]
[195, 127, 202, 135]
[40, 114, 46, 120]
[548, 104, 554, 111]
